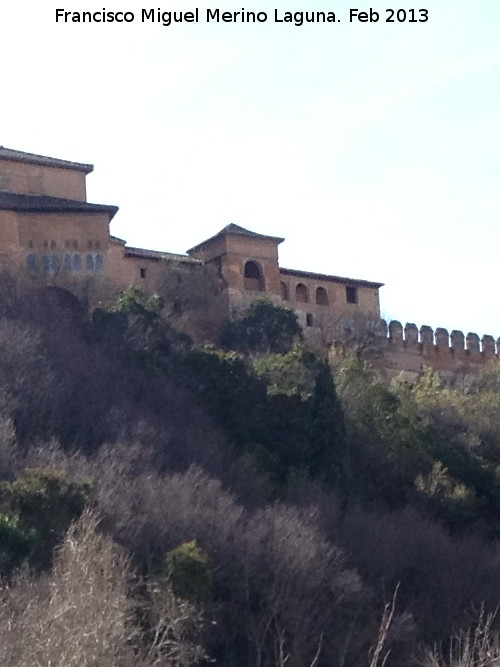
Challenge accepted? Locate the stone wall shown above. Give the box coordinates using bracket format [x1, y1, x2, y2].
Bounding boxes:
[378, 320, 498, 379]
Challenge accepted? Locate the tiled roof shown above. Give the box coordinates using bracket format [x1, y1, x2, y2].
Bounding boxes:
[124, 246, 199, 263]
[280, 267, 384, 288]
[186, 223, 285, 254]
[0, 147, 93, 173]
[0, 191, 118, 219]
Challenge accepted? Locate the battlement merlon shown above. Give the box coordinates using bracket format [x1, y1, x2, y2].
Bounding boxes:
[379, 320, 500, 374]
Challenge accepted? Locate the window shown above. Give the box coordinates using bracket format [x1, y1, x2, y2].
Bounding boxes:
[280, 281, 289, 300]
[26, 254, 37, 274]
[85, 254, 104, 273]
[296, 283, 308, 303]
[42, 254, 61, 274]
[346, 286, 358, 304]
[315, 286, 329, 306]
[72, 254, 81, 272]
[306, 313, 314, 327]
[244, 260, 265, 291]
[28, 240, 34, 248]
[140, 267, 146, 279]
[50, 240, 56, 249]
[64, 253, 81, 273]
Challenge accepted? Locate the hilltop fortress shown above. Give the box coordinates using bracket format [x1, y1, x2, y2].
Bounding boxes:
[0, 146, 496, 379]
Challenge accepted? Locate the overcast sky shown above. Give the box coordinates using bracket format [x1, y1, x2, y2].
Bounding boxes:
[1, 0, 499, 336]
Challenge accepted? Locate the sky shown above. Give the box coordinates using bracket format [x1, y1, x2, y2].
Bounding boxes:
[1, 0, 499, 336]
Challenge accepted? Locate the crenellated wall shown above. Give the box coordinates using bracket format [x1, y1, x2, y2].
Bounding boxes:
[378, 320, 499, 379]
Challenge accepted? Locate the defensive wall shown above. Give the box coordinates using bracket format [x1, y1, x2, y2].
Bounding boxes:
[375, 320, 498, 379]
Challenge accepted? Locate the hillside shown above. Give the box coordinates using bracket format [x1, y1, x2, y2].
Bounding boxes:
[0, 284, 500, 666]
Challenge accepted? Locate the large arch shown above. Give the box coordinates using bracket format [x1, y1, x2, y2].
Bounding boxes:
[295, 283, 308, 303]
[315, 286, 329, 306]
[280, 281, 289, 301]
[244, 260, 265, 291]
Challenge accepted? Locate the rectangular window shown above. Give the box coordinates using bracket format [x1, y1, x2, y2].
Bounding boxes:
[140, 267, 146, 279]
[72, 254, 81, 272]
[306, 313, 313, 327]
[26, 254, 37, 274]
[346, 286, 358, 304]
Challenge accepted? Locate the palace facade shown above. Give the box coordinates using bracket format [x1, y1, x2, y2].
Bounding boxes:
[0, 146, 497, 379]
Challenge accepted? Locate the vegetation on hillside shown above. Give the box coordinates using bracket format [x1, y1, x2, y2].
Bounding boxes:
[0, 282, 500, 665]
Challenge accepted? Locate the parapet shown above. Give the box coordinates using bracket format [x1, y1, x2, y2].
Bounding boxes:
[379, 319, 499, 375]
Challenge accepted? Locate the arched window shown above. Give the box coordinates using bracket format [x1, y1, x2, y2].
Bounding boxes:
[244, 260, 265, 291]
[296, 283, 308, 303]
[280, 281, 289, 301]
[315, 286, 329, 306]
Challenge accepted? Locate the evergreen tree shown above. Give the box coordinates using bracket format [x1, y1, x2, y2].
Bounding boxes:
[308, 362, 349, 491]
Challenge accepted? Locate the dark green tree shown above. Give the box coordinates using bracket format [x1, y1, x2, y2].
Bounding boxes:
[0, 512, 37, 575]
[220, 300, 301, 354]
[165, 540, 212, 604]
[1, 468, 91, 568]
[308, 362, 348, 490]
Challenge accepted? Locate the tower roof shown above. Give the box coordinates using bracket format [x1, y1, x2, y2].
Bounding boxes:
[186, 223, 285, 254]
[0, 147, 93, 174]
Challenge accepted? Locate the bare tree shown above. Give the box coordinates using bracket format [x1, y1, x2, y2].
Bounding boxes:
[424, 607, 500, 667]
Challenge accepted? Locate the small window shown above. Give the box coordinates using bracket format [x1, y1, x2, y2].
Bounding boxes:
[86, 254, 95, 272]
[65, 240, 70, 249]
[73, 240, 78, 249]
[315, 286, 329, 306]
[346, 286, 358, 304]
[88, 240, 93, 249]
[140, 267, 146, 279]
[280, 281, 289, 300]
[306, 313, 314, 327]
[28, 240, 34, 248]
[43, 240, 49, 249]
[95, 254, 104, 272]
[95, 240, 101, 250]
[296, 283, 308, 303]
[50, 240, 56, 249]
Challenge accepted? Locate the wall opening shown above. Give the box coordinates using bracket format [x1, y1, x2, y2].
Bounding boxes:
[315, 286, 329, 306]
[296, 283, 308, 303]
[280, 281, 289, 300]
[244, 260, 265, 291]
[346, 286, 358, 304]
[306, 313, 314, 327]
[140, 267, 146, 279]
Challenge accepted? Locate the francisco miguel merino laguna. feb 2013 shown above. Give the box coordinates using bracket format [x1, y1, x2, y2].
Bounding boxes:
[55, 7, 430, 25]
